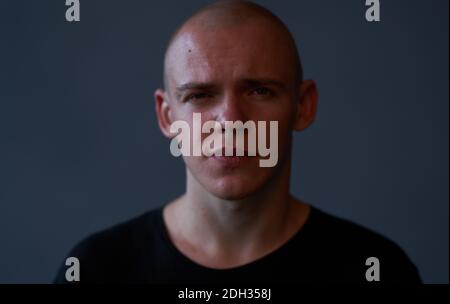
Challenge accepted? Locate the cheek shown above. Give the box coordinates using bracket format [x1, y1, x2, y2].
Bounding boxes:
[261, 106, 295, 160]
[253, 95, 296, 120]
[260, 104, 296, 137]
[170, 106, 192, 124]
[171, 105, 215, 123]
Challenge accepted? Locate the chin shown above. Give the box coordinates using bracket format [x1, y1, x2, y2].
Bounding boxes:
[203, 174, 268, 200]
[185, 156, 283, 201]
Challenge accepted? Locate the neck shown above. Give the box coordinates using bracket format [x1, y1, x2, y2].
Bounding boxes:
[185, 158, 291, 242]
[163, 153, 310, 268]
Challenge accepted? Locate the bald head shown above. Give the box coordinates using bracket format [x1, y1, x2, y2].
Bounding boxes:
[163, 0, 303, 93]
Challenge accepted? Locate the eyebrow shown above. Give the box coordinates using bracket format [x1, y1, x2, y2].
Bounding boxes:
[176, 82, 218, 93]
[176, 78, 286, 92]
[240, 78, 287, 90]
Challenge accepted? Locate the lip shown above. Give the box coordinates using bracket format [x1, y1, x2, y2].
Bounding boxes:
[211, 155, 252, 167]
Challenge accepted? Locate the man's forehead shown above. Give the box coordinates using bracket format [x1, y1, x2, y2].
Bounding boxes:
[166, 26, 295, 86]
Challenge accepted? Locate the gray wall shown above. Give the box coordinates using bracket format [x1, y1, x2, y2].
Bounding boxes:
[0, 0, 448, 283]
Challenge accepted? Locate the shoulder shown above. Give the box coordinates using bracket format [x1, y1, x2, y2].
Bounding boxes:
[74, 208, 161, 256]
[310, 207, 398, 248]
[303, 207, 422, 283]
[54, 207, 163, 283]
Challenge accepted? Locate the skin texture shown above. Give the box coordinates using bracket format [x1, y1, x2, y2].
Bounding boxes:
[154, 0, 319, 269]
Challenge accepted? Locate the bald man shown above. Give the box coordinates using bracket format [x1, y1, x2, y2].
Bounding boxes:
[55, 0, 421, 284]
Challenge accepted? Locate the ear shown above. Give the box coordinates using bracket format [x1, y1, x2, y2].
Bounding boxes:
[293, 80, 319, 131]
[154, 88, 174, 138]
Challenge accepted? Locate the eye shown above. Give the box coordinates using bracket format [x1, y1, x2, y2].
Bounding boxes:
[186, 92, 211, 102]
[250, 87, 273, 97]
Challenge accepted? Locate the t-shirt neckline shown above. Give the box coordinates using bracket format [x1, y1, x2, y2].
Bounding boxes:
[155, 203, 318, 272]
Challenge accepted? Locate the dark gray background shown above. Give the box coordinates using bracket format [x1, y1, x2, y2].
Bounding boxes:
[0, 0, 448, 283]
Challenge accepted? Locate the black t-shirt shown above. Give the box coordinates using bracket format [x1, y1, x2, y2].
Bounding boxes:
[54, 205, 421, 284]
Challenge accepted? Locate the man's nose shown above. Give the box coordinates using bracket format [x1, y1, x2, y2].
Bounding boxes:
[215, 92, 248, 125]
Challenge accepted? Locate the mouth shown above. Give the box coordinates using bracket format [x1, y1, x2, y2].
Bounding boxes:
[211, 155, 253, 167]
[209, 147, 256, 167]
